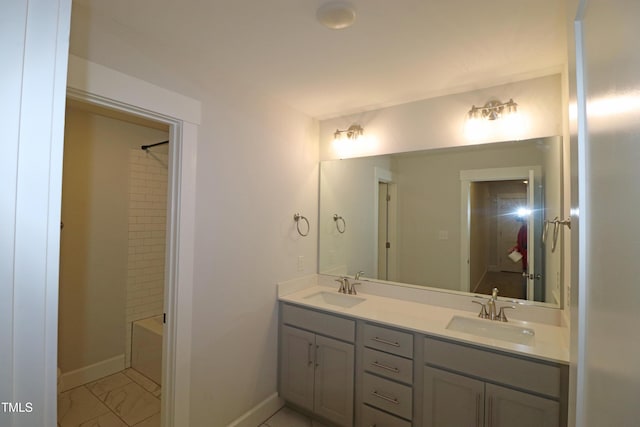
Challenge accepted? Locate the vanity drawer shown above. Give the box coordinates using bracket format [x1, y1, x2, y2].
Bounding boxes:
[362, 404, 412, 427]
[362, 373, 412, 420]
[423, 337, 561, 398]
[364, 323, 413, 358]
[363, 347, 413, 385]
[281, 303, 355, 343]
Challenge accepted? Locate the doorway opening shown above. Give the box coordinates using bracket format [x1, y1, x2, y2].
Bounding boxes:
[460, 166, 544, 301]
[57, 99, 171, 426]
[377, 181, 398, 281]
[469, 184, 528, 299]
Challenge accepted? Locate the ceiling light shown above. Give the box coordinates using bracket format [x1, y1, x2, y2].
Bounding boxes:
[316, 1, 356, 30]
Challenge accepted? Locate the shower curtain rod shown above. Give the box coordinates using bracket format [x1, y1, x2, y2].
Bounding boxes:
[141, 140, 169, 150]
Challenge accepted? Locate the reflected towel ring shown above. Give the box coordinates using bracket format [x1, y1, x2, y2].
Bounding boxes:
[543, 216, 570, 253]
[333, 214, 346, 234]
[552, 217, 561, 253]
[293, 213, 310, 237]
[542, 217, 558, 247]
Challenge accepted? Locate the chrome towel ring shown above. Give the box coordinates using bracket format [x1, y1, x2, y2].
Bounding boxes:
[542, 217, 571, 253]
[333, 214, 346, 234]
[293, 213, 310, 237]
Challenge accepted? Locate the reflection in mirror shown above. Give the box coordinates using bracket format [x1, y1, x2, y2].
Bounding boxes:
[319, 137, 563, 307]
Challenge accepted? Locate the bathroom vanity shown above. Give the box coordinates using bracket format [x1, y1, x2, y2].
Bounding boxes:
[278, 281, 569, 427]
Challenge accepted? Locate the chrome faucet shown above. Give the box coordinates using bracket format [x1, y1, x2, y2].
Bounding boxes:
[473, 288, 516, 322]
[487, 287, 499, 320]
[349, 271, 364, 295]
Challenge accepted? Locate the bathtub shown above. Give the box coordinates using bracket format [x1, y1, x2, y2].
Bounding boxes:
[131, 315, 163, 385]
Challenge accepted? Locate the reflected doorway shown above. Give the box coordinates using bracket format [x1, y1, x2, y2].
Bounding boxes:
[461, 166, 544, 301]
[469, 184, 528, 299]
[377, 181, 397, 281]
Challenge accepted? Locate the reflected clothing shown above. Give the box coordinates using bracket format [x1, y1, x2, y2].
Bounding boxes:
[516, 224, 527, 270]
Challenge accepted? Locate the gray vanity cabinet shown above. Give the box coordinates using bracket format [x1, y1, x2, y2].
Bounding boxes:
[279, 304, 355, 427]
[280, 325, 316, 410]
[423, 367, 484, 427]
[422, 337, 565, 427]
[423, 367, 559, 427]
[485, 383, 560, 427]
[357, 322, 415, 426]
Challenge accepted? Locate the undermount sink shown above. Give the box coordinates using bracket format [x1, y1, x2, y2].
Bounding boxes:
[446, 315, 535, 345]
[303, 291, 365, 308]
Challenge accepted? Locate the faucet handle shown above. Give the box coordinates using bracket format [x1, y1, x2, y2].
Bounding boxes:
[472, 300, 489, 318]
[497, 305, 516, 322]
[335, 278, 346, 293]
[348, 282, 361, 295]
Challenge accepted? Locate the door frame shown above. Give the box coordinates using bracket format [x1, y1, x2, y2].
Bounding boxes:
[373, 167, 393, 280]
[66, 55, 200, 427]
[460, 166, 541, 296]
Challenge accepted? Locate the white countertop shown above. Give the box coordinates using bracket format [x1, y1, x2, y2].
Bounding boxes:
[279, 285, 569, 365]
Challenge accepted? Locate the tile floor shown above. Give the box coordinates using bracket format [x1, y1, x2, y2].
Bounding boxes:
[260, 406, 329, 427]
[57, 368, 161, 427]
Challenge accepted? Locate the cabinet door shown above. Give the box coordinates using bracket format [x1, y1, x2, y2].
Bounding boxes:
[280, 325, 315, 411]
[314, 335, 354, 427]
[485, 383, 559, 427]
[423, 366, 484, 427]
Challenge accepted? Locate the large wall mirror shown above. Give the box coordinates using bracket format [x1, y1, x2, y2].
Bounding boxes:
[319, 136, 563, 307]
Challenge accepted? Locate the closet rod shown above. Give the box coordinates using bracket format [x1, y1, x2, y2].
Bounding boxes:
[141, 140, 169, 150]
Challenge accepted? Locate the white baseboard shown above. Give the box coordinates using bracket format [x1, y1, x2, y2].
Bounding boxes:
[60, 354, 125, 391]
[226, 392, 284, 427]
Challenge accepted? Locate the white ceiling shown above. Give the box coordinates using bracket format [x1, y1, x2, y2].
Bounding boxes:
[71, 0, 567, 119]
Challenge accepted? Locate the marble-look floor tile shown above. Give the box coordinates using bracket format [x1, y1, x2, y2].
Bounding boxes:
[133, 412, 161, 427]
[102, 382, 160, 426]
[58, 386, 111, 427]
[123, 368, 161, 396]
[87, 373, 133, 400]
[263, 407, 312, 427]
[78, 412, 128, 427]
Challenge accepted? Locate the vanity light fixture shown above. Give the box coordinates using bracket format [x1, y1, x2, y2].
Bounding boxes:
[465, 98, 524, 140]
[334, 124, 364, 140]
[467, 98, 518, 122]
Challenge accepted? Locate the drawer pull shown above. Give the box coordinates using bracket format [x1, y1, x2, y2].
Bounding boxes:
[371, 361, 400, 373]
[371, 390, 400, 405]
[372, 336, 400, 347]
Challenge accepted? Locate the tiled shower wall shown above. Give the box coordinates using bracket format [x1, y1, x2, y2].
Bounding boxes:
[125, 149, 168, 367]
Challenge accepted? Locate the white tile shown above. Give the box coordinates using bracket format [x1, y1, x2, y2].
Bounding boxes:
[132, 412, 161, 427]
[78, 412, 128, 427]
[102, 382, 160, 426]
[123, 368, 161, 395]
[58, 386, 111, 427]
[87, 373, 133, 400]
[264, 407, 311, 427]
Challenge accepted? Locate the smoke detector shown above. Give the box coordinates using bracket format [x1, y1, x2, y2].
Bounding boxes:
[316, 1, 357, 30]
